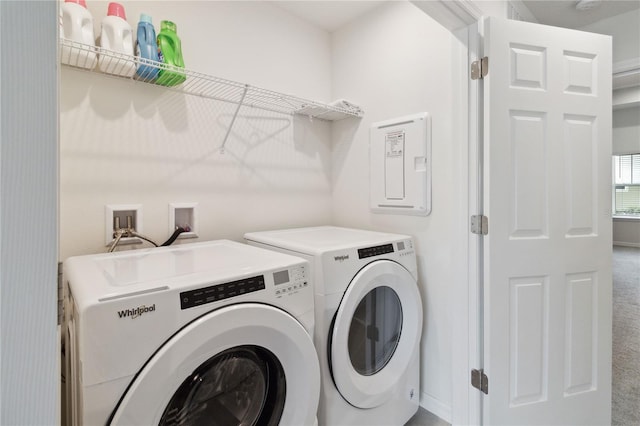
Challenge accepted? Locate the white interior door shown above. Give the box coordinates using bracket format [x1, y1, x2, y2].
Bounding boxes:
[481, 17, 612, 425]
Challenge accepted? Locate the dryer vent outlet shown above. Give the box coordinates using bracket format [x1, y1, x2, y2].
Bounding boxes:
[169, 202, 198, 239]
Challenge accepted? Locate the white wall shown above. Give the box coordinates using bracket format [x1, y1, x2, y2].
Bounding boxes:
[613, 106, 640, 155]
[60, 1, 334, 259]
[1, 1, 58, 424]
[612, 106, 640, 247]
[474, 1, 509, 18]
[331, 2, 457, 419]
[580, 8, 640, 64]
[613, 218, 640, 247]
[580, 10, 640, 248]
[61, 1, 461, 421]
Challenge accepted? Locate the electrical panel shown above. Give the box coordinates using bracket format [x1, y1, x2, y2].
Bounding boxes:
[369, 112, 431, 216]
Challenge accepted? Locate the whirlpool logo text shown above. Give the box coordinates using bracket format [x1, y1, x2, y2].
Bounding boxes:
[333, 255, 349, 262]
[117, 304, 156, 319]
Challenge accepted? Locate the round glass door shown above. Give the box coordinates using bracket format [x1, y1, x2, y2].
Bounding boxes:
[159, 345, 285, 426]
[348, 286, 403, 376]
[109, 304, 320, 426]
[330, 260, 422, 409]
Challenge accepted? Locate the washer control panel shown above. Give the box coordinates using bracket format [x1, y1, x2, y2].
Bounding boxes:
[179, 265, 309, 308]
[180, 275, 265, 310]
[274, 265, 308, 297]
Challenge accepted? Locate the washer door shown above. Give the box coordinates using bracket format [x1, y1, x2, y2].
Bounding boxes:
[110, 303, 320, 425]
[330, 260, 423, 408]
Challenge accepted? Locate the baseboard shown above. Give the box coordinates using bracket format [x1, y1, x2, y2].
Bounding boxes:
[420, 392, 452, 424]
[613, 241, 640, 248]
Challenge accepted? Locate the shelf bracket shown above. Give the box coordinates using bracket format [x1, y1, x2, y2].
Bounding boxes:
[220, 84, 249, 153]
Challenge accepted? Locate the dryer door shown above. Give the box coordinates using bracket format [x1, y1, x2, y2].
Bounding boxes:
[330, 260, 423, 408]
[109, 303, 320, 426]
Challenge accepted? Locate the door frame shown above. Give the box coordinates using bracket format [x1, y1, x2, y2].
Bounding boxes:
[453, 20, 484, 426]
[420, 2, 615, 424]
[410, 1, 484, 424]
[0, 2, 59, 424]
[449, 19, 483, 426]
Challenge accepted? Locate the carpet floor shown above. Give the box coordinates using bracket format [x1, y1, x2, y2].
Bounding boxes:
[612, 245, 640, 426]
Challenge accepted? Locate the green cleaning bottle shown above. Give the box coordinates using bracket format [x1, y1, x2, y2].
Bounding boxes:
[156, 20, 186, 86]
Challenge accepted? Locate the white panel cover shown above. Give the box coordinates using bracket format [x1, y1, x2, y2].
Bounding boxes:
[370, 113, 431, 216]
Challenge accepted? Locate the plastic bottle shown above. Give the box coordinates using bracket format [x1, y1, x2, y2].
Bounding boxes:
[135, 14, 159, 81]
[98, 2, 136, 77]
[156, 20, 186, 87]
[60, 0, 97, 70]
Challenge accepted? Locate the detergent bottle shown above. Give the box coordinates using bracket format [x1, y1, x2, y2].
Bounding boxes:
[98, 2, 136, 77]
[60, 0, 97, 69]
[156, 20, 186, 87]
[135, 13, 160, 81]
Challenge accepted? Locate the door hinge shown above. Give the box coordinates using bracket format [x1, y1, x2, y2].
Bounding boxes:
[471, 56, 489, 80]
[471, 369, 489, 394]
[470, 215, 488, 235]
[58, 262, 63, 326]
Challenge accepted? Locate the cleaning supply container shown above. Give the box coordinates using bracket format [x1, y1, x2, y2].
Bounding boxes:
[60, 0, 97, 69]
[156, 20, 186, 87]
[135, 13, 159, 81]
[98, 2, 136, 77]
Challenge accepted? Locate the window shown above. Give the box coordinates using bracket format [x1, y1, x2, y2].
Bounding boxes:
[613, 154, 640, 217]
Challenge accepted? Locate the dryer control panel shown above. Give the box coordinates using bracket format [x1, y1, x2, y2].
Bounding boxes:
[274, 265, 308, 297]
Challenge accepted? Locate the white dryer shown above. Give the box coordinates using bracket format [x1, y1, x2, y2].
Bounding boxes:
[245, 226, 423, 426]
[62, 240, 320, 426]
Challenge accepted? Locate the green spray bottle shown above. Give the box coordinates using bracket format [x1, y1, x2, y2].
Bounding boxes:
[156, 20, 186, 86]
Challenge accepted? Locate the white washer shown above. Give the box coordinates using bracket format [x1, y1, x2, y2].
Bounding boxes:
[245, 226, 423, 426]
[62, 240, 320, 426]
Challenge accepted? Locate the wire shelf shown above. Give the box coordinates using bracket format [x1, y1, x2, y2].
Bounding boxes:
[59, 38, 364, 121]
